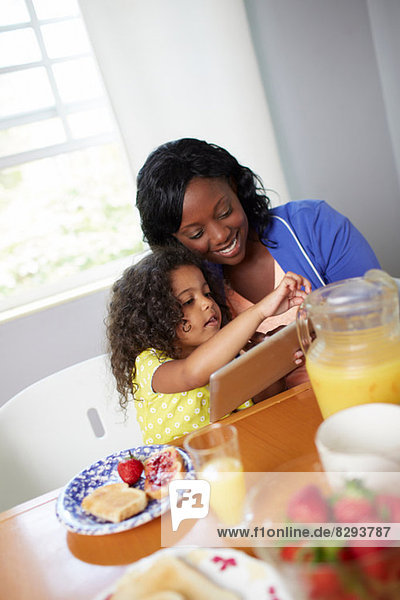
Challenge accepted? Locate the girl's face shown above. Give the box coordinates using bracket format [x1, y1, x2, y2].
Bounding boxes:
[174, 177, 249, 265]
[170, 264, 222, 357]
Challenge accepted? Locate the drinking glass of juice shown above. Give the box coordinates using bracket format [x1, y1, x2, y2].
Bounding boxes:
[184, 423, 245, 525]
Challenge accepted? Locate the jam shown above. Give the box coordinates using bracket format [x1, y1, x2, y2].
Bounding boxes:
[146, 451, 177, 487]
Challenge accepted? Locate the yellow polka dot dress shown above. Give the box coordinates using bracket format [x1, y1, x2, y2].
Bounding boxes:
[133, 349, 211, 444]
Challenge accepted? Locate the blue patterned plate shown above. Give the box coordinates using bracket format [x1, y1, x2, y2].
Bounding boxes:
[55, 444, 194, 535]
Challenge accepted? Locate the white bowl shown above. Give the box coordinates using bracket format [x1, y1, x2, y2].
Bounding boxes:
[315, 403, 400, 493]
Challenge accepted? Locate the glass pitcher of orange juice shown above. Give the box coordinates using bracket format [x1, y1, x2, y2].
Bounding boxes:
[296, 269, 400, 419]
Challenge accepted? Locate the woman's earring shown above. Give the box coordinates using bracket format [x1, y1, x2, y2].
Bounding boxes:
[182, 320, 191, 333]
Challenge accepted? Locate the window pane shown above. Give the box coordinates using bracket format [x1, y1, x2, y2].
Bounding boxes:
[32, 0, 80, 20]
[0, 0, 30, 26]
[0, 118, 66, 158]
[0, 29, 42, 69]
[0, 68, 54, 118]
[40, 19, 91, 59]
[52, 57, 104, 103]
[67, 107, 113, 138]
[0, 144, 143, 299]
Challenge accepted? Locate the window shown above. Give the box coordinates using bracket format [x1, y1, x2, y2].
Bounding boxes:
[0, 0, 144, 312]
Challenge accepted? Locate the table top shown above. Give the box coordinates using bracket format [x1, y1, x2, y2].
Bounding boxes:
[0, 382, 322, 600]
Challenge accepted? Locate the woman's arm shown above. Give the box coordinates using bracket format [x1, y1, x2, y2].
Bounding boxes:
[152, 273, 310, 393]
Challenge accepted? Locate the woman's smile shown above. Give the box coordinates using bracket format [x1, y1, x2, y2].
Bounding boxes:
[214, 231, 241, 258]
[174, 177, 248, 265]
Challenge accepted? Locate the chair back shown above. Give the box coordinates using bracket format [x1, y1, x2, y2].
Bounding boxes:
[0, 354, 143, 512]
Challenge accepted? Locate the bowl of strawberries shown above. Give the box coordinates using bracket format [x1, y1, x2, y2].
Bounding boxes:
[264, 542, 400, 599]
[251, 478, 400, 599]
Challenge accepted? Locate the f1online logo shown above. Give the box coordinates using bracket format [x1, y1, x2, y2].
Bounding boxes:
[169, 480, 210, 531]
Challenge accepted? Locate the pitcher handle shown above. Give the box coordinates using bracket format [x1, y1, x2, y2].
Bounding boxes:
[296, 304, 312, 355]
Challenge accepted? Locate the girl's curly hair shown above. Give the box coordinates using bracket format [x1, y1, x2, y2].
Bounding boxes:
[136, 138, 273, 248]
[106, 246, 231, 411]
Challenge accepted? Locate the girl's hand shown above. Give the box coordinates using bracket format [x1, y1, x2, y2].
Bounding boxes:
[258, 272, 311, 318]
[152, 272, 310, 394]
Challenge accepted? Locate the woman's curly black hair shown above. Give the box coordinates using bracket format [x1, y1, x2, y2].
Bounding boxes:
[106, 246, 231, 411]
[136, 138, 272, 248]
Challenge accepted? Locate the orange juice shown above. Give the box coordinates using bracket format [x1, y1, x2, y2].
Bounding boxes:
[200, 456, 245, 525]
[306, 352, 400, 418]
[297, 270, 400, 419]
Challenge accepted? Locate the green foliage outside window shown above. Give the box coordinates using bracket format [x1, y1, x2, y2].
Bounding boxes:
[0, 143, 144, 299]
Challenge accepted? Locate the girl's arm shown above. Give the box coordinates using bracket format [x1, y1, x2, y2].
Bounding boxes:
[152, 272, 311, 393]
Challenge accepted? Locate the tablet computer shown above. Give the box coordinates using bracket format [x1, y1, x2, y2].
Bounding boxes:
[209, 321, 301, 422]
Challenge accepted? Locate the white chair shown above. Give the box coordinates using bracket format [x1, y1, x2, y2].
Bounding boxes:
[0, 354, 143, 512]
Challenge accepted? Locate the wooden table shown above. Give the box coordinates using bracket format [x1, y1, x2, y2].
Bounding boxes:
[0, 383, 322, 600]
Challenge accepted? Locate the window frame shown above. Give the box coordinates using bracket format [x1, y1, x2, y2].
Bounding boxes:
[0, 0, 118, 170]
[0, 0, 143, 318]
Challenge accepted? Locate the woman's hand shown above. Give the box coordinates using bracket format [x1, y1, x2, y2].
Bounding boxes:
[241, 331, 267, 352]
[285, 364, 309, 388]
[285, 348, 308, 387]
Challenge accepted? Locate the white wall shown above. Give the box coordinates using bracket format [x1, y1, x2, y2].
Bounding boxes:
[78, 0, 289, 203]
[244, 0, 400, 276]
[367, 0, 400, 191]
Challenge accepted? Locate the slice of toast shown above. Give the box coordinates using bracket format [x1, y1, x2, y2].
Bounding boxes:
[144, 447, 185, 500]
[112, 555, 240, 600]
[81, 482, 147, 523]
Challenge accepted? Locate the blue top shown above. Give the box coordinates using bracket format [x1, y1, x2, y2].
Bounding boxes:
[209, 200, 381, 291]
[267, 200, 380, 289]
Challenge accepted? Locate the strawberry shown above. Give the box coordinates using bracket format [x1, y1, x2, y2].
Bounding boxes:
[117, 452, 144, 485]
[279, 546, 301, 561]
[333, 496, 377, 523]
[307, 563, 343, 598]
[356, 547, 400, 584]
[358, 550, 392, 583]
[348, 545, 386, 560]
[331, 479, 377, 523]
[375, 493, 400, 522]
[337, 546, 355, 562]
[279, 545, 315, 562]
[287, 484, 330, 523]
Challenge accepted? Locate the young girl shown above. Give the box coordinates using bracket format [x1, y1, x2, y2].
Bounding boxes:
[107, 246, 310, 445]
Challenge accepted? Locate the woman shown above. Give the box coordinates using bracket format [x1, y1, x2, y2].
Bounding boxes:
[136, 138, 380, 337]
